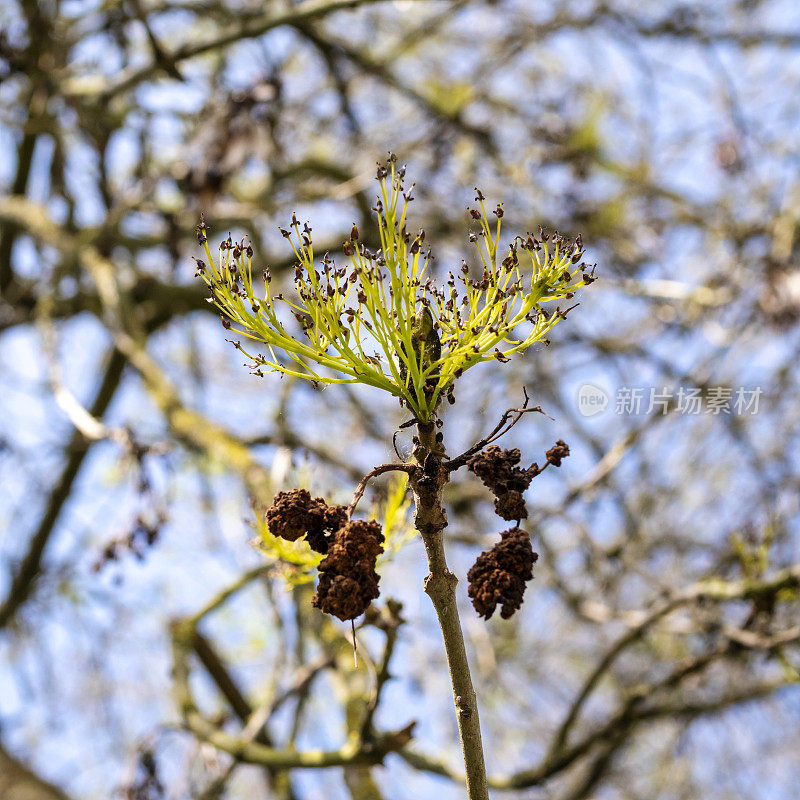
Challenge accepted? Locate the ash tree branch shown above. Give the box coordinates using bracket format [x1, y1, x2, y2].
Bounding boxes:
[0, 347, 127, 630]
[97, 0, 431, 100]
[396, 566, 800, 791]
[546, 563, 800, 760]
[170, 589, 413, 770]
[0, 196, 274, 505]
[348, 463, 416, 518]
[444, 388, 552, 471]
[410, 421, 490, 800]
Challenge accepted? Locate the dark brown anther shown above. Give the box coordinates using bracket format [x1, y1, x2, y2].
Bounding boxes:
[494, 349, 510, 363]
[195, 215, 208, 244]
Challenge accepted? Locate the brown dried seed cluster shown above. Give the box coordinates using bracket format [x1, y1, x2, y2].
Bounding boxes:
[494, 490, 527, 522]
[312, 520, 385, 621]
[467, 446, 536, 493]
[265, 489, 347, 554]
[467, 527, 538, 620]
[467, 441, 571, 522]
[467, 445, 539, 521]
[545, 439, 570, 467]
[265, 489, 316, 541]
[303, 502, 351, 554]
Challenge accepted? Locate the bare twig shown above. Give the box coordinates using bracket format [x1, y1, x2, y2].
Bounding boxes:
[171, 590, 413, 770]
[347, 462, 416, 518]
[360, 603, 404, 738]
[443, 388, 553, 471]
[547, 563, 800, 760]
[0, 742, 73, 800]
[97, 0, 430, 100]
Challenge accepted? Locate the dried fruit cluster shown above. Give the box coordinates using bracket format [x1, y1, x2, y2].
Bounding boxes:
[467, 441, 570, 522]
[464, 440, 569, 618]
[312, 519, 385, 621]
[265, 488, 347, 554]
[467, 445, 538, 521]
[467, 527, 538, 620]
[265, 489, 384, 621]
[265, 439, 569, 623]
[544, 440, 570, 467]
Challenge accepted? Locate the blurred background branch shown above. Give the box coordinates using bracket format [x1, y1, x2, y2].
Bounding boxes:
[1, 0, 799, 798]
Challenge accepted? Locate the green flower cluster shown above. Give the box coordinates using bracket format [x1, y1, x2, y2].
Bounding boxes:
[196, 156, 594, 422]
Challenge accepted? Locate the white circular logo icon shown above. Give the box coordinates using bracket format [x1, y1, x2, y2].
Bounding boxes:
[577, 383, 609, 417]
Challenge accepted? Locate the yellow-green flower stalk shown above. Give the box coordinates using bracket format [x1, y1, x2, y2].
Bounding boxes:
[195, 155, 595, 422]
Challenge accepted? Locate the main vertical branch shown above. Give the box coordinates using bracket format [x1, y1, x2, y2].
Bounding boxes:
[410, 423, 489, 800]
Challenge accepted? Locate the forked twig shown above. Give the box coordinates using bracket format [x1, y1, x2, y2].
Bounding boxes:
[443, 388, 553, 471]
[348, 462, 416, 518]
